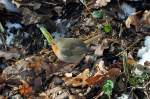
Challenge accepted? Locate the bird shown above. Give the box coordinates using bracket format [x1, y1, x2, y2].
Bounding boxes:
[37, 24, 88, 64]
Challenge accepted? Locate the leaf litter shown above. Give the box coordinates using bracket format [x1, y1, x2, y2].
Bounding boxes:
[0, 0, 150, 98]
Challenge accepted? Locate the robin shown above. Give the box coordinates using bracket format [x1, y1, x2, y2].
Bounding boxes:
[37, 24, 88, 64]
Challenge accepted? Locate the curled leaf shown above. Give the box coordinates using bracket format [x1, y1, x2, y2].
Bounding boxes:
[125, 13, 141, 31]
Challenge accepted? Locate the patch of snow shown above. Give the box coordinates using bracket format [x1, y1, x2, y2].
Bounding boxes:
[117, 94, 129, 99]
[118, 3, 135, 19]
[0, 0, 18, 12]
[5, 22, 22, 46]
[121, 3, 135, 16]
[6, 22, 22, 29]
[137, 36, 150, 65]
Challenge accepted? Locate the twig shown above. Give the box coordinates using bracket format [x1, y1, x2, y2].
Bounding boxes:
[144, 80, 150, 89]
[94, 91, 104, 99]
[116, 38, 143, 56]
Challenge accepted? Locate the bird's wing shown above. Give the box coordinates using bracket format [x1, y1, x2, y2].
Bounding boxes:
[57, 38, 87, 56]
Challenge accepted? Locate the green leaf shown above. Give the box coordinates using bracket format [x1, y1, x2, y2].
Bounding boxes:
[102, 23, 112, 33]
[92, 10, 103, 19]
[102, 80, 114, 96]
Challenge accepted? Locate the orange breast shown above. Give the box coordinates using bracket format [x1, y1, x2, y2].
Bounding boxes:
[51, 42, 59, 55]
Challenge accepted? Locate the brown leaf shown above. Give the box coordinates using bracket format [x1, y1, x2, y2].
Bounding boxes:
[33, 77, 42, 92]
[106, 68, 121, 78]
[85, 68, 121, 85]
[19, 84, 32, 96]
[27, 56, 43, 72]
[125, 14, 140, 30]
[64, 69, 90, 87]
[94, 39, 108, 56]
[142, 10, 150, 25]
[109, 61, 123, 69]
[85, 74, 104, 85]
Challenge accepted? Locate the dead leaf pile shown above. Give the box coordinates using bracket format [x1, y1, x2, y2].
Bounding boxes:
[125, 10, 150, 31]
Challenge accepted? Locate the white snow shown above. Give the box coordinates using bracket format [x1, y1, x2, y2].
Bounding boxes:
[117, 94, 129, 99]
[5, 22, 22, 46]
[121, 3, 135, 16]
[137, 36, 150, 65]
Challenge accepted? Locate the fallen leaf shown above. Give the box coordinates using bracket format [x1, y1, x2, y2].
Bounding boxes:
[64, 69, 90, 87]
[106, 68, 121, 78]
[142, 10, 150, 25]
[39, 87, 66, 99]
[94, 39, 108, 56]
[19, 84, 32, 96]
[0, 50, 20, 60]
[33, 77, 42, 92]
[125, 12, 141, 31]
[85, 68, 121, 85]
[85, 74, 104, 85]
[27, 56, 43, 72]
[127, 58, 136, 65]
[95, 59, 107, 74]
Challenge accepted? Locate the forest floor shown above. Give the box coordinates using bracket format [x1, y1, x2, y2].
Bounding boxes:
[0, 0, 150, 99]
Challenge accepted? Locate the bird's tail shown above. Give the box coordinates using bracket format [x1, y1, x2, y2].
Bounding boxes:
[37, 24, 54, 44]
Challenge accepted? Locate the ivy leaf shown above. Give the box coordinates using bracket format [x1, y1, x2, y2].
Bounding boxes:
[102, 23, 112, 33]
[92, 10, 103, 19]
[102, 80, 114, 96]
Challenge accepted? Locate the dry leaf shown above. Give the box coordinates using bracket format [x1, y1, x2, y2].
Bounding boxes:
[64, 69, 90, 87]
[127, 58, 136, 65]
[109, 61, 123, 69]
[95, 59, 107, 74]
[94, 45, 105, 56]
[142, 10, 150, 25]
[19, 84, 32, 96]
[95, 0, 111, 7]
[27, 56, 43, 72]
[85, 74, 104, 85]
[85, 68, 121, 85]
[33, 77, 42, 92]
[125, 14, 140, 30]
[0, 50, 20, 60]
[106, 68, 121, 78]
